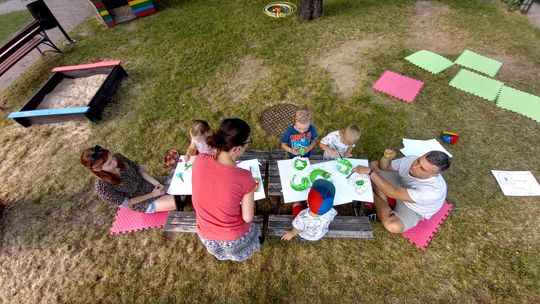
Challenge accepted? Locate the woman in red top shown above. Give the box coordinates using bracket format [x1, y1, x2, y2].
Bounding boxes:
[192, 118, 263, 261]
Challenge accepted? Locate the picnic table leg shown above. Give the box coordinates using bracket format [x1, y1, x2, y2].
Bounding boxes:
[269, 196, 280, 214]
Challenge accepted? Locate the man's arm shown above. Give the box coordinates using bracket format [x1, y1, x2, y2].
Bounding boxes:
[354, 165, 415, 203]
[378, 149, 396, 171]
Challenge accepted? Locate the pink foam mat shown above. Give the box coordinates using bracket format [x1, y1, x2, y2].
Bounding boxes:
[372, 70, 424, 103]
[403, 201, 452, 250]
[110, 207, 169, 235]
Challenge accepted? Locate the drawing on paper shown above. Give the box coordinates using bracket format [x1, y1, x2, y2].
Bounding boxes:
[290, 175, 311, 191]
[309, 168, 331, 183]
[293, 158, 308, 171]
[348, 173, 370, 195]
[335, 158, 353, 174]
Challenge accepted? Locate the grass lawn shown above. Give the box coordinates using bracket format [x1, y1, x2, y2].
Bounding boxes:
[0, 0, 539, 302]
[0, 10, 33, 45]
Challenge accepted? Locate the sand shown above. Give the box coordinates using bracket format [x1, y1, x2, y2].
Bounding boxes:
[37, 74, 108, 109]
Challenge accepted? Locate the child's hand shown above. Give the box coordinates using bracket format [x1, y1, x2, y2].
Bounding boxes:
[330, 149, 340, 157]
[291, 148, 300, 155]
[281, 231, 296, 241]
[383, 149, 396, 159]
[184, 154, 190, 162]
[151, 186, 166, 198]
[345, 151, 353, 157]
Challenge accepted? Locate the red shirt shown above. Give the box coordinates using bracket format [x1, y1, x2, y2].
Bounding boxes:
[192, 154, 256, 241]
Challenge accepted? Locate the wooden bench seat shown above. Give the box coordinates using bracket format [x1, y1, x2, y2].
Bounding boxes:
[163, 211, 264, 233]
[0, 20, 61, 77]
[267, 214, 373, 239]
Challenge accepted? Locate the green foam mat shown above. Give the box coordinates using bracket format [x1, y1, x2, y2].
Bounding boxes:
[449, 69, 504, 101]
[454, 50, 502, 77]
[497, 86, 540, 123]
[405, 50, 454, 74]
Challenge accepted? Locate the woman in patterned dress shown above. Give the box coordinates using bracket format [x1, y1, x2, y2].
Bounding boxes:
[191, 118, 264, 261]
[81, 146, 182, 213]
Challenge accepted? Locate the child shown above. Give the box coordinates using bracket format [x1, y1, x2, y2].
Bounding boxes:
[281, 179, 337, 241]
[185, 120, 213, 161]
[164, 120, 213, 168]
[280, 107, 318, 158]
[319, 124, 361, 160]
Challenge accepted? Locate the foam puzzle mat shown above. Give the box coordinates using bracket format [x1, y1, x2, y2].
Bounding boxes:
[403, 201, 452, 250]
[372, 70, 424, 103]
[405, 50, 454, 74]
[110, 207, 169, 235]
[449, 69, 504, 101]
[497, 86, 540, 122]
[454, 50, 502, 77]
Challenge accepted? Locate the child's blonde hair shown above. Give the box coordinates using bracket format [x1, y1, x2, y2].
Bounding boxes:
[295, 107, 312, 124]
[191, 120, 211, 137]
[342, 124, 361, 143]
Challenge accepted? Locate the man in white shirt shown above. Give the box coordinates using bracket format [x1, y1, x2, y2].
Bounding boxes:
[353, 150, 450, 233]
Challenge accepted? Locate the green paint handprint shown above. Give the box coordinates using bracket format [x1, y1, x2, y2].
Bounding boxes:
[290, 175, 310, 191]
[335, 158, 353, 174]
[309, 168, 331, 183]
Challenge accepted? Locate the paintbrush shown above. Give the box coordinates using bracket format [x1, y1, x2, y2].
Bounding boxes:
[346, 170, 355, 179]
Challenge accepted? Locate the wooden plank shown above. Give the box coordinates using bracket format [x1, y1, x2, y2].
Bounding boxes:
[8, 107, 90, 119]
[164, 211, 264, 233]
[267, 214, 373, 239]
[0, 37, 44, 76]
[52, 60, 122, 73]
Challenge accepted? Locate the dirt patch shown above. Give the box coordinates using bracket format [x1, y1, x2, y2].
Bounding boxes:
[407, 1, 459, 54]
[0, 120, 93, 202]
[487, 54, 540, 90]
[317, 37, 388, 97]
[226, 54, 271, 105]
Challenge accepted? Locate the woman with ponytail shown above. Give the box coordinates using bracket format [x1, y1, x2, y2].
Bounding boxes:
[191, 118, 263, 261]
[81, 146, 184, 213]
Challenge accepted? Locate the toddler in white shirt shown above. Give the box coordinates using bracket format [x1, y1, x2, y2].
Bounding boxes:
[282, 179, 337, 241]
[319, 124, 361, 159]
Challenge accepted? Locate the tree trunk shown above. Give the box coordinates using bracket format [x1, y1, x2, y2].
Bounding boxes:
[297, 0, 323, 21]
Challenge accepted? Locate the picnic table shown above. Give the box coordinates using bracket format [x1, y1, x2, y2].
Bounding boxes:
[164, 150, 373, 239]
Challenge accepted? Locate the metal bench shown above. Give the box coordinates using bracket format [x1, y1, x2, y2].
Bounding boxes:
[0, 20, 61, 77]
[164, 211, 264, 233]
[267, 214, 373, 239]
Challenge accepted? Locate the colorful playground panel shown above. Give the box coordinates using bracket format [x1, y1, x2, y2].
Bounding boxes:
[372, 70, 424, 103]
[497, 86, 540, 123]
[454, 50, 502, 77]
[90, 0, 156, 27]
[405, 50, 454, 74]
[449, 69, 504, 101]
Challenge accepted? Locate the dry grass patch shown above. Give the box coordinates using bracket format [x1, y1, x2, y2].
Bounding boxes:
[316, 37, 389, 97]
[227, 54, 271, 105]
[407, 0, 461, 55]
[0, 121, 92, 202]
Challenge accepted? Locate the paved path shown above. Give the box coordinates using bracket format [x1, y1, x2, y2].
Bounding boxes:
[525, 2, 540, 28]
[0, 0, 27, 14]
[0, 0, 94, 95]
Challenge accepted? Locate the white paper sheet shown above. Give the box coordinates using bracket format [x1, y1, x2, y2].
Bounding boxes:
[236, 159, 266, 201]
[167, 155, 196, 195]
[278, 157, 374, 205]
[491, 170, 540, 196]
[167, 157, 266, 200]
[400, 138, 453, 157]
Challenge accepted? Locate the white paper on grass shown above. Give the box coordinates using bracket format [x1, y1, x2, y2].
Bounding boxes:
[491, 170, 540, 196]
[400, 138, 453, 158]
[236, 159, 266, 201]
[167, 155, 196, 195]
[277, 158, 374, 205]
[167, 157, 266, 201]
